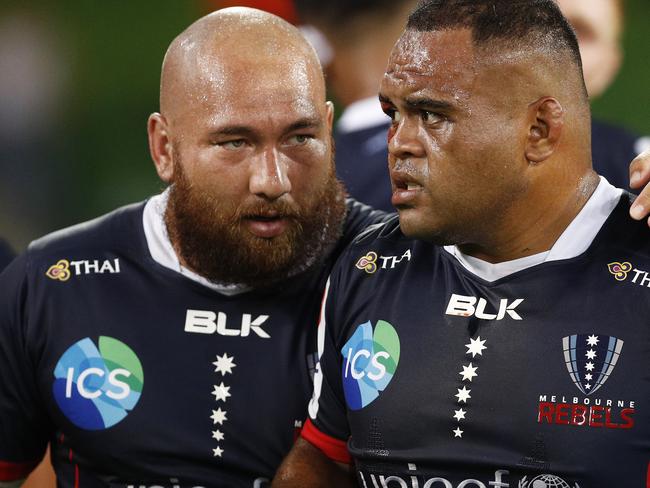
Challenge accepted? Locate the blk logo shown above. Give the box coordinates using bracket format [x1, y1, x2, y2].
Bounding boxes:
[341, 320, 400, 410]
[184, 310, 270, 338]
[53, 336, 144, 430]
[445, 294, 524, 320]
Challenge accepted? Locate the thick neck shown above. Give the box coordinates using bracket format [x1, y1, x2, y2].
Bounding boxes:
[457, 169, 600, 264]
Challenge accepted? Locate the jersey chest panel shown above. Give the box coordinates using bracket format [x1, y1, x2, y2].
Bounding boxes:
[333, 240, 650, 487]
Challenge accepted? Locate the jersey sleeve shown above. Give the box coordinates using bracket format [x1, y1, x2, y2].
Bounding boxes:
[0, 255, 49, 481]
[303, 275, 352, 464]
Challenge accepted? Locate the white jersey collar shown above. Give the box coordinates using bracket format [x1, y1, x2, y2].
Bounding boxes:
[444, 176, 623, 282]
[142, 190, 250, 296]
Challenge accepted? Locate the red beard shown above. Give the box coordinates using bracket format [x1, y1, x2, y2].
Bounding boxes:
[164, 158, 347, 288]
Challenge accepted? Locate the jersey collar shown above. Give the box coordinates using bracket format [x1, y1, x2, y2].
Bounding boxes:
[444, 176, 623, 282]
[142, 189, 251, 296]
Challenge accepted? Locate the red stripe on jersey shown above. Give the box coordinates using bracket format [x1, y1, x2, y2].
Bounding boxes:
[0, 459, 39, 481]
[301, 418, 351, 464]
[647, 461, 650, 487]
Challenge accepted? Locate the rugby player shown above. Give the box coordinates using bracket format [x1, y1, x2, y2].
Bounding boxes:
[273, 1, 650, 486]
[0, 8, 386, 488]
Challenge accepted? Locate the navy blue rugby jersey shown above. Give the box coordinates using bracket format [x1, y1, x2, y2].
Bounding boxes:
[305, 193, 650, 487]
[0, 198, 385, 488]
[0, 238, 15, 272]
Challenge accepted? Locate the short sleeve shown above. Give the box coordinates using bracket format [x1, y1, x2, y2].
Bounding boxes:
[303, 276, 352, 463]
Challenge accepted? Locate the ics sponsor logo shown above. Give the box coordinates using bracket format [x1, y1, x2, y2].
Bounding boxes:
[355, 249, 412, 274]
[46, 258, 121, 281]
[342, 320, 400, 410]
[446, 294, 524, 321]
[53, 336, 143, 430]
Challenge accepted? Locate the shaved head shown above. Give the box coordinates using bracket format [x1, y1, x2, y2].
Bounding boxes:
[147, 7, 345, 288]
[160, 7, 325, 121]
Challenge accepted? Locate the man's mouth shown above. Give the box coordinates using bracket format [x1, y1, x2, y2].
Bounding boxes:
[243, 213, 291, 238]
[391, 175, 424, 206]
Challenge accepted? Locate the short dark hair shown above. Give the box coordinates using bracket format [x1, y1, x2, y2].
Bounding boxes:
[407, 0, 583, 69]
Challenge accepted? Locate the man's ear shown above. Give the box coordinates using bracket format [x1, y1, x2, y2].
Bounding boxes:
[525, 97, 564, 164]
[147, 113, 174, 183]
[325, 101, 335, 131]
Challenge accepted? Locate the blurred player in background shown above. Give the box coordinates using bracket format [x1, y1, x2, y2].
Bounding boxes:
[557, 0, 650, 188]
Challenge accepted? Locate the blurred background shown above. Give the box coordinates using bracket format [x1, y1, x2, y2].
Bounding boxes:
[1, 0, 649, 253]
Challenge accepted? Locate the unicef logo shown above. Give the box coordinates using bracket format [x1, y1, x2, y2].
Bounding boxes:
[519, 474, 580, 488]
[53, 336, 144, 430]
[341, 320, 400, 410]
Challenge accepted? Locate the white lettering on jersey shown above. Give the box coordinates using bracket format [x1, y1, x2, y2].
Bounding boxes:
[184, 310, 270, 339]
[445, 294, 523, 320]
[69, 258, 121, 276]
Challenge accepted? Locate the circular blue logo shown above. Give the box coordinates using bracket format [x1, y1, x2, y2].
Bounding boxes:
[52, 336, 144, 430]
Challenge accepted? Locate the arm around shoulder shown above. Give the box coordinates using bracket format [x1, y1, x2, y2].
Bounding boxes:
[272, 438, 356, 488]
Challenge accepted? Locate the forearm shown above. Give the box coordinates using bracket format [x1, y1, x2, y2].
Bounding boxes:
[272, 438, 356, 488]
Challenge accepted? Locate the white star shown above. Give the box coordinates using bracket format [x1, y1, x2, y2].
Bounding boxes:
[584, 373, 593, 381]
[455, 386, 471, 403]
[453, 427, 463, 438]
[212, 430, 224, 441]
[213, 446, 224, 457]
[585, 383, 592, 390]
[586, 335, 599, 346]
[585, 362, 595, 371]
[212, 382, 231, 402]
[453, 409, 467, 421]
[585, 349, 597, 360]
[459, 363, 479, 382]
[465, 337, 487, 358]
[213, 353, 236, 376]
[211, 408, 227, 425]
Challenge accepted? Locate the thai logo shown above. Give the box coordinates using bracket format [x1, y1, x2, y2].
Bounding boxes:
[607, 261, 632, 281]
[519, 474, 579, 487]
[46, 259, 71, 282]
[562, 334, 623, 396]
[341, 320, 400, 410]
[355, 252, 378, 274]
[53, 336, 144, 430]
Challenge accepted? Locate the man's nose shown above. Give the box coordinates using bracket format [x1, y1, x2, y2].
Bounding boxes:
[249, 148, 292, 199]
[388, 116, 426, 161]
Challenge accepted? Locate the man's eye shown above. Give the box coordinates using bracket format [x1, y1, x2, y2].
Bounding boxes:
[219, 140, 246, 149]
[288, 134, 311, 145]
[422, 111, 443, 124]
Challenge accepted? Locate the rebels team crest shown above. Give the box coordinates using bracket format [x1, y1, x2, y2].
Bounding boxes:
[562, 334, 623, 396]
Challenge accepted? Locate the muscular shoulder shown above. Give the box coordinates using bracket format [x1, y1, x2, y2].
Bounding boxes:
[27, 202, 146, 261]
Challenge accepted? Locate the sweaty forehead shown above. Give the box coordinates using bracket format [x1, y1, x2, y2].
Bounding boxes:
[178, 55, 323, 127]
[383, 29, 478, 100]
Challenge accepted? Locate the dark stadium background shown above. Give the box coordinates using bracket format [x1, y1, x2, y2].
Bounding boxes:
[1, 0, 648, 251]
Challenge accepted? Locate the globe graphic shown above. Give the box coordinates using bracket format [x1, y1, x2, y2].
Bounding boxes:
[530, 474, 571, 488]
